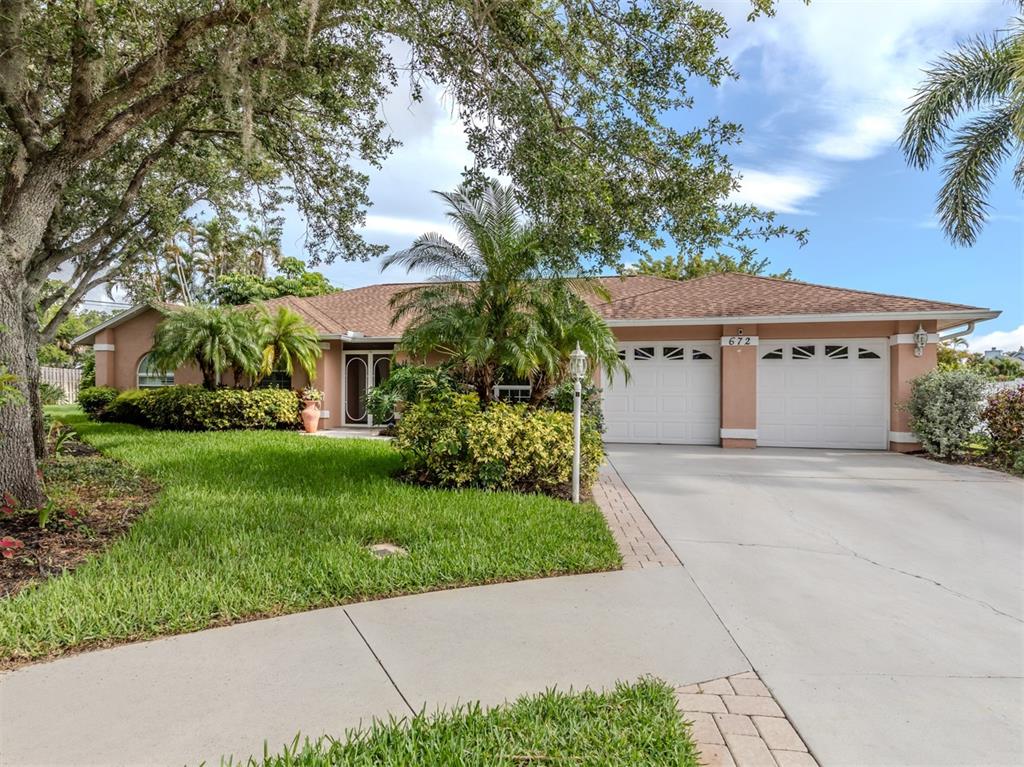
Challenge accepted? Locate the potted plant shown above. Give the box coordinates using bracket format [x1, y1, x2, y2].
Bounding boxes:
[299, 385, 324, 433]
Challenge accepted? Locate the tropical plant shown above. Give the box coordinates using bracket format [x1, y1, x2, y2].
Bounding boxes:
[384, 181, 626, 404]
[257, 306, 322, 384]
[900, 8, 1024, 246]
[366, 364, 461, 424]
[299, 386, 324, 404]
[149, 306, 261, 390]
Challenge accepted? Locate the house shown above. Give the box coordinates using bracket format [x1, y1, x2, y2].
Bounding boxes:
[73, 272, 999, 452]
[983, 346, 1024, 362]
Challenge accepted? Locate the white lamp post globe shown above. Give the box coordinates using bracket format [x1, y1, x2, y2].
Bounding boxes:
[569, 343, 588, 380]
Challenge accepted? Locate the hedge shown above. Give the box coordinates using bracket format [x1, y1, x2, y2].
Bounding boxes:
[78, 386, 118, 416]
[394, 393, 604, 499]
[80, 385, 300, 431]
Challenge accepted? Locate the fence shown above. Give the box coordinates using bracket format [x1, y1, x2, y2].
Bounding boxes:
[40, 366, 82, 404]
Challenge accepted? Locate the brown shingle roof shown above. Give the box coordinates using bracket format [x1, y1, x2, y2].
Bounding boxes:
[589, 272, 989, 321]
[77, 273, 995, 345]
[270, 273, 991, 336]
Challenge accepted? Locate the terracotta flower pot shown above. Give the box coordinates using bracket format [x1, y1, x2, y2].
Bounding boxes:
[301, 400, 321, 433]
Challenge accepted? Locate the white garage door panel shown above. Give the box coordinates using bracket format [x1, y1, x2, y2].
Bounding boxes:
[757, 340, 888, 449]
[603, 342, 720, 445]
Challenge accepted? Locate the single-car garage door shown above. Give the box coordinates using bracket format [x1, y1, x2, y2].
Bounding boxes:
[757, 340, 888, 449]
[603, 342, 720, 444]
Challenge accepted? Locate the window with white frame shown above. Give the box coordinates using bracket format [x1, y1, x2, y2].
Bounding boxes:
[493, 384, 532, 403]
[137, 353, 174, 388]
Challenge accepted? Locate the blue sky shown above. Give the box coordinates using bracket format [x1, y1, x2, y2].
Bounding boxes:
[281, 0, 1022, 351]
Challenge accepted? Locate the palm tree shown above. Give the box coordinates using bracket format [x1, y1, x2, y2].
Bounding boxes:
[150, 305, 261, 389]
[257, 305, 322, 383]
[383, 180, 625, 403]
[900, 11, 1023, 246]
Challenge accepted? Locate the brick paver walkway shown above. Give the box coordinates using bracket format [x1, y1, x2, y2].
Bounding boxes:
[592, 462, 681, 569]
[676, 672, 818, 767]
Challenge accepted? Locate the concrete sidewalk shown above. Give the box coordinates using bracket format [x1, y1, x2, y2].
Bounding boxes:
[0, 568, 747, 766]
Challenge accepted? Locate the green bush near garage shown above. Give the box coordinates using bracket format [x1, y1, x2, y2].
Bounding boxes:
[394, 392, 604, 499]
[907, 369, 987, 457]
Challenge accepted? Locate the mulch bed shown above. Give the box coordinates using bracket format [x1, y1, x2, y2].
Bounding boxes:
[0, 439, 159, 598]
[920, 451, 1020, 477]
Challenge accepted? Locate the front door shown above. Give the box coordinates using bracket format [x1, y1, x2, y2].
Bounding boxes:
[344, 353, 391, 425]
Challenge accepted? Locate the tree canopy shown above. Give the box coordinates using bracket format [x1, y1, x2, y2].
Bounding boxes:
[1, 0, 799, 505]
[624, 252, 793, 281]
[211, 257, 338, 305]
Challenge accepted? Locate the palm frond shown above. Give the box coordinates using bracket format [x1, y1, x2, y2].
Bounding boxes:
[901, 34, 1016, 169]
[937, 103, 1017, 246]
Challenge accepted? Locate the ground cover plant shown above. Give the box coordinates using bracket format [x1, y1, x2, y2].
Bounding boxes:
[232, 678, 699, 767]
[0, 414, 157, 598]
[0, 409, 618, 663]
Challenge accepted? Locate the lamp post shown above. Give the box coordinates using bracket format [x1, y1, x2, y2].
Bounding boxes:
[569, 343, 588, 504]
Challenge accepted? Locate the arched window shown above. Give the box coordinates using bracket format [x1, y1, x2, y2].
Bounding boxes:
[137, 353, 174, 388]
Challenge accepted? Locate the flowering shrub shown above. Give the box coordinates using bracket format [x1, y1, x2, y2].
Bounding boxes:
[78, 385, 118, 417]
[982, 384, 1024, 462]
[394, 393, 604, 499]
[907, 369, 987, 457]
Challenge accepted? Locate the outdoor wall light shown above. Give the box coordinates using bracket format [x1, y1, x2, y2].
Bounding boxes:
[913, 324, 928, 358]
[569, 343, 588, 504]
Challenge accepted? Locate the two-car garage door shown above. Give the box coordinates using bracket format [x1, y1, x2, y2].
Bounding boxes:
[603, 338, 889, 449]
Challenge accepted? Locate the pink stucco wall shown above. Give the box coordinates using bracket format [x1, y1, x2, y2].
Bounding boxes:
[93, 311, 941, 450]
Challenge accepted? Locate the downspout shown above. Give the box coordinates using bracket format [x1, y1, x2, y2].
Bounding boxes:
[939, 321, 976, 344]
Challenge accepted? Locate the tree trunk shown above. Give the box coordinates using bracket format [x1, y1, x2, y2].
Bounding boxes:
[0, 264, 46, 508]
[0, 153, 76, 508]
[22, 302, 46, 459]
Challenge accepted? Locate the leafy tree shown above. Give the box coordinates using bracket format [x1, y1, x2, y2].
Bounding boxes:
[257, 305, 321, 382]
[900, 8, 1023, 246]
[212, 257, 337, 305]
[150, 306, 261, 390]
[0, 0, 797, 506]
[625, 252, 793, 281]
[937, 341, 1024, 381]
[385, 181, 626, 403]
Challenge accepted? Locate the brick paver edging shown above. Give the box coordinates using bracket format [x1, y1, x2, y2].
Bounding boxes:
[676, 672, 818, 767]
[592, 461, 681, 569]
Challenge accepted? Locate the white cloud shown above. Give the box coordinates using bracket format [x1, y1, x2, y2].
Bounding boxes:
[730, 168, 826, 213]
[967, 324, 1024, 353]
[362, 214, 459, 243]
[720, 0, 1006, 162]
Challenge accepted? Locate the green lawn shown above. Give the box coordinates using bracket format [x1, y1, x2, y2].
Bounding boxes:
[0, 408, 619, 661]
[232, 679, 699, 767]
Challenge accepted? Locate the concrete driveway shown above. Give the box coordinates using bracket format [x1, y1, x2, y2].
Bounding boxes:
[607, 445, 1024, 767]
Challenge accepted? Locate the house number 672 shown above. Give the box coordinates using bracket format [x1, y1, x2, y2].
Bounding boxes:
[726, 336, 752, 346]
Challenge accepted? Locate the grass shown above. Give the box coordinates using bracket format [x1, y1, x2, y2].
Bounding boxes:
[0, 407, 619, 661]
[232, 679, 699, 767]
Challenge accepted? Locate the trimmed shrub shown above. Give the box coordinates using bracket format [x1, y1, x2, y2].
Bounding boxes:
[982, 384, 1024, 461]
[137, 385, 300, 431]
[78, 386, 118, 418]
[907, 369, 987, 457]
[101, 389, 151, 425]
[394, 393, 604, 499]
[543, 380, 605, 433]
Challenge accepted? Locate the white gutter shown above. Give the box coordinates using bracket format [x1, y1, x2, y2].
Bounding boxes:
[602, 309, 1000, 327]
[939, 321, 976, 343]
